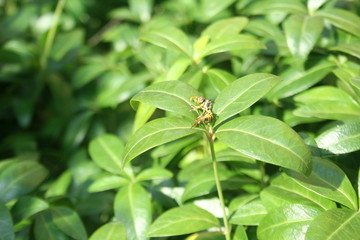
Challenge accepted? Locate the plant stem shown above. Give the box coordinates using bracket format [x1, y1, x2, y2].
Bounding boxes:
[40, 0, 66, 70]
[207, 130, 231, 240]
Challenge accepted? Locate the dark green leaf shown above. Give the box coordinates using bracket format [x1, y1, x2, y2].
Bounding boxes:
[51, 206, 88, 240]
[122, 117, 198, 167]
[316, 8, 360, 37]
[213, 73, 280, 126]
[89, 134, 125, 174]
[0, 161, 48, 202]
[131, 80, 201, 119]
[316, 120, 360, 154]
[199, 35, 265, 58]
[114, 183, 151, 240]
[283, 15, 323, 61]
[257, 204, 323, 240]
[34, 211, 68, 240]
[89, 222, 127, 240]
[147, 204, 220, 237]
[287, 157, 358, 210]
[230, 199, 267, 225]
[51, 29, 84, 61]
[141, 27, 192, 57]
[0, 201, 15, 240]
[202, 17, 248, 40]
[216, 116, 312, 175]
[306, 209, 360, 240]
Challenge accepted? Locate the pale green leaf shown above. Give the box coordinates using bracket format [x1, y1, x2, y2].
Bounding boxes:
[230, 199, 267, 225]
[122, 117, 198, 167]
[89, 222, 127, 240]
[131, 80, 201, 119]
[89, 134, 125, 174]
[135, 167, 173, 182]
[245, 0, 307, 15]
[330, 42, 360, 60]
[216, 116, 312, 175]
[114, 183, 151, 240]
[202, 17, 248, 40]
[141, 27, 192, 57]
[45, 170, 72, 198]
[88, 175, 129, 193]
[147, 204, 220, 237]
[316, 8, 360, 37]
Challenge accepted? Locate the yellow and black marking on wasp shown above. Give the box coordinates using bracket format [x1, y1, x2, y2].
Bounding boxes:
[189, 96, 214, 127]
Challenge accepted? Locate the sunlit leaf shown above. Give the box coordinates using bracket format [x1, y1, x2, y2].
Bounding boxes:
[202, 17, 248, 40]
[216, 116, 312, 175]
[89, 222, 127, 240]
[147, 204, 220, 237]
[114, 183, 151, 240]
[230, 198, 267, 225]
[213, 73, 280, 126]
[306, 209, 360, 240]
[244, 0, 306, 15]
[330, 42, 360, 60]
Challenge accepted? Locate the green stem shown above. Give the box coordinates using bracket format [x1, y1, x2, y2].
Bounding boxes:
[40, 0, 66, 70]
[207, 130, 231, 240]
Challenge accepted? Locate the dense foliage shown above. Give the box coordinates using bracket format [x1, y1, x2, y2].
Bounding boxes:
[1, 0, 360, 239]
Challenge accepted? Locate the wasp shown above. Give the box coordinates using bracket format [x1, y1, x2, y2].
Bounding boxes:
[189, 96, 214, 127]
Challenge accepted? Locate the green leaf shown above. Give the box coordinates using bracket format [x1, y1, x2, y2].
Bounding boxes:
[89, 134, 125, 174]
[89, 222, 127, 240]
[122, 117, 198, 167]
[294, 86, 360, 120]
[261, 173, 336, 211]
[287, 157, 358, 210]
[88, 174, 129, 193]
[11, 196, 49, 223]
[213, 73, 280, 126]
[330, 42, 360, 60]
[132, 102, 156, 132]
[230, 199, 267, 225]
[45, 170, 72, 198]
[257, 204, 323, 240]
[114, 183, 151, 240]
[307, 0, 327, 13]
[199, 34, 265, 58]
[165, 58, 192, 80]
[244, 0, 307, 15]
[216, 116, 312, 175]
[233, 226, 248, 240]
[316, 8, 360, 37]
[129, 0, 153, 22]
[34, 211, 68, 240]
[141, 27, 192, 57]
[147, 204, 220, 237]
[0, 201, 15, 240]
[306, 209, 360, 240]
[131, 80, 201, 119]
[283, 15, 323, 61]
[267, 62, 334, 101]
[204, 68, 236, 99]
[51, 206, 88, 240]
[135, 167, 173, 182]
[197, 0, 236, 21]
[316, 120, 360, 154]
[71, 61, 107, 89]
[0, 161, 48, 202]
[202, 17, 248, 40]
[50, 29, 84, 61]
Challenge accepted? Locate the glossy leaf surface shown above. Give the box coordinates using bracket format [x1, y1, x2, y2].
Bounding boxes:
[288, 157, 358, 210]
[131, 80, 201, 119]
[114, 183, 151, 240]
[0, 202, 14, 240]
[89, 134, 125, 174]
[257, 204, 323, 240]
[122, 117, 198, 166]
[147, 204, 219, 237]
[216, 116, 312, 175]
[316, 121, 360, 154]
[213, 73, 280, 126]
[230, 199, 267, 225]
[306, 209, 360, 240]
[89, 222, 127, 240]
